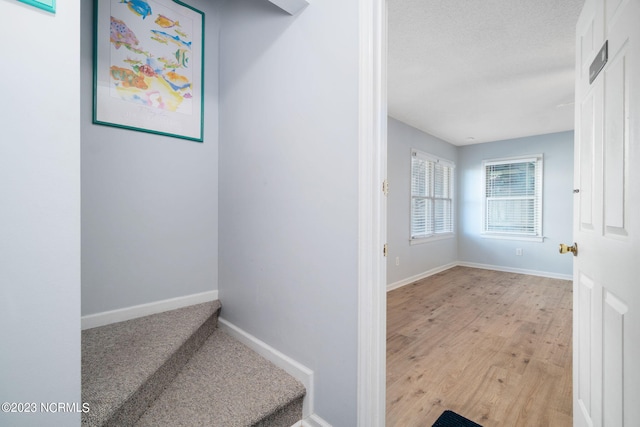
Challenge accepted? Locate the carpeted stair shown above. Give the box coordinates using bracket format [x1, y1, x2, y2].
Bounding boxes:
[81, 301, 305, 427]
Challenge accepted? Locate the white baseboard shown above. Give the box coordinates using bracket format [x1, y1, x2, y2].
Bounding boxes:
[387, 261, 572, 293]
[81, 290, 219, 330]
[218, 318, 316, 420]
[387, 262, 458, 292]
[456, 261, 573, 281]
[304, 414, 332, 427]
[290, 414, 332, 427]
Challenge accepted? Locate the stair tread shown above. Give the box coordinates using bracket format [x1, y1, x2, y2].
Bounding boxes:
[82, 300, 221, 426]
[135, 329, 306, 427]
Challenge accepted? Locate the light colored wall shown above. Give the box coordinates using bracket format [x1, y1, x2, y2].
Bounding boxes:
[81, 0, 221, 315]
[387, 117, 458, 285]
[218, 1, 359, 424]
[458, 131, 574, 276]
[388, 119, 574, 284]
[0, 2, 81, 426]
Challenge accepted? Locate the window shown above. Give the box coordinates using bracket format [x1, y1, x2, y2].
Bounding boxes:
[410, 149, 455, 242]
[482, 155, 543, 241]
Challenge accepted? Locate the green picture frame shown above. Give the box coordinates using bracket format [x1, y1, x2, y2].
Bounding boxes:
[93, 0, 205, 142]
[18, 0, 55, 13]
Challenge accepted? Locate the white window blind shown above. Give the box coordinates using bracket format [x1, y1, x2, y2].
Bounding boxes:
[483, 156, 543, 237]
[411, 150, 454, 240]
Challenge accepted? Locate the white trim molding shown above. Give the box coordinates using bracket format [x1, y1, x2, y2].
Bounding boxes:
[291, 414, 332, 427]
[387, 262, 458, 292]
[218, 318, 315, 420]
[456, 261, 573, 281]
[388, 262, 572, 293]
[480, 233, 545, 243]
[357, 0, 387, 425]
[81, 290, 218, 330]
[410, 233, 455, 245]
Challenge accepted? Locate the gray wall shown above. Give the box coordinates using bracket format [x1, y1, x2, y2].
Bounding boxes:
[387, 117, 459, 285]
[218, 1, 359, 425]
[81, 0, 221, 315]
[0, 1, 81, 426]
[458, 132, 574, 276]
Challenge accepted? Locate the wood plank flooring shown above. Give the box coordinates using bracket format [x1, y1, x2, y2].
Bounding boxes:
[386, 266, 572, 426]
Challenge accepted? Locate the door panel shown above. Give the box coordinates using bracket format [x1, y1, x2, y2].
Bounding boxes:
[603, 46, 628, 236]
[602, 290, 626, 426]
[579, 93, 595, 231]
[574, 0, 640, 426]
[580, 20, 595, 71]
[576, 272, 595, 423]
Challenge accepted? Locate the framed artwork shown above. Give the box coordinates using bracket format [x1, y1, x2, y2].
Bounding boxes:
[93, 0, 204, 142]
[18, 0, 55, 13]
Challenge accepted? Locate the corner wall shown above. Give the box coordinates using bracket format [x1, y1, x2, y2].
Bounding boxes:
[388, 120, 574, 286]
[387, 117, 459, 286]
[81, 0, 222, 316]
[458, 132, 574, 277]
[218, 1, 360, 424]
[0, 2, 81, 425]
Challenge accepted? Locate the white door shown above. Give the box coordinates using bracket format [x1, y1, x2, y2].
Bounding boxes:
[573, 0, 640, 426]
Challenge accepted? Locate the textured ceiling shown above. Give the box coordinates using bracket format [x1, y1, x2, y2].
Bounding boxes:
[388, 0, 585, 145]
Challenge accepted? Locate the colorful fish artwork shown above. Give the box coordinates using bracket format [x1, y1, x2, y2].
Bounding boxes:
[110, 16, 139, 49]
[107, 0, 196, 114]
[174, 49, 189, 68]
[157, 56, 180, 69]
[162, 71, 191, 91]
[155, 14, 180, 28]
[138, 64, 156, 77]
[124, 58, 142, 66]
[144, 92, 165, 109]
[121, 0, 152, 19]
[110, 66, 148, 89]
[145, 58, 164, 74]
[151, 35, 168, 45]
[150, 30, 191, 48]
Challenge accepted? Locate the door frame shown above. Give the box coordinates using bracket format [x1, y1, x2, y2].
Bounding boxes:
[358, 0, 387, 425]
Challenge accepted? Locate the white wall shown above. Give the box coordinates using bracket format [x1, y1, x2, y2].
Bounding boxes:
[387, 117, 458, 285]
[81, 0, 222, 316]
[0, 1, 81, 426]
[218, 1, 360, 424]
[458, 132, 574, 277]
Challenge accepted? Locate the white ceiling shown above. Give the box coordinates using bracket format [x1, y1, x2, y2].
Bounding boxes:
[388, 0, 585, 146]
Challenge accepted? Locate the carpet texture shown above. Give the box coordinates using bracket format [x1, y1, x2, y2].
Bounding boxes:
[81, 301, 221, 426]
[82, 300, 305, 427]
[134, 329, 305, 427]
[433, 410, 483, 427]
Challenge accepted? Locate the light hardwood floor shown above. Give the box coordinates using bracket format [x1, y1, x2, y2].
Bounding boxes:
[386, 266, 572, 426]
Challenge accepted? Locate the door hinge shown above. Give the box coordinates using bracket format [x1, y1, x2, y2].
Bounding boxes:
[382, 179, 389, 196]
[383, 244, 388, 257]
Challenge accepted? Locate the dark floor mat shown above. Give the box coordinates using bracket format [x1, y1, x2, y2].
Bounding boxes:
[432, 410, 483, 427]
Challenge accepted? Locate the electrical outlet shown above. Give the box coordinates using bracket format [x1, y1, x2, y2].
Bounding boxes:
[395, 257, 400, 266]
[516, 248, 523, 256]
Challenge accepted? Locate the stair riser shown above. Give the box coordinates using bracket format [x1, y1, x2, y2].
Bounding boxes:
[102, 311, 219, 426]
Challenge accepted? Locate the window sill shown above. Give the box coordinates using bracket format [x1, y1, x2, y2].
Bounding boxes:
[481, 233, 544, 243]
[410, 233, 455, 245]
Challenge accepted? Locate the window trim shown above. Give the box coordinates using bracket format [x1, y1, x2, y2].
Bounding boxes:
[410, 149, 455, 243]
[481, 154, 544, 242]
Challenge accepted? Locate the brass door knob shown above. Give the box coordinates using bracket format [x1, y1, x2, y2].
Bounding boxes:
[559, 243, 578, 256]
